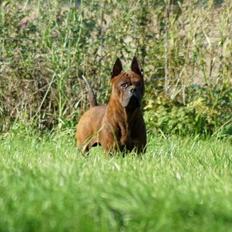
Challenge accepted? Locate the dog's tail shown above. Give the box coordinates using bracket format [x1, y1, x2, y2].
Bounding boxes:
[81, 75, 97, 107]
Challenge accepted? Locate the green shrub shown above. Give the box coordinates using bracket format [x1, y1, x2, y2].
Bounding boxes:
[145, 84, 232, 136]
[0, 0, 231, 137]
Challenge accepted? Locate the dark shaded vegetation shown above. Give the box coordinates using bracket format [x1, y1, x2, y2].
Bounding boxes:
[0, 0, 231, 136]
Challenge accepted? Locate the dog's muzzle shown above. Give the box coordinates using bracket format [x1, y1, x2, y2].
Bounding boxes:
[122, 86, 141, 109]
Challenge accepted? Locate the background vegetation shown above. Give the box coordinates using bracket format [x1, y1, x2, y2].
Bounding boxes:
[0, 0, 231, 136]
[0, 1, 232, 231]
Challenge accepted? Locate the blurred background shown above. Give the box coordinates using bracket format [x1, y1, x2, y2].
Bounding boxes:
[0, 0, 231, 137]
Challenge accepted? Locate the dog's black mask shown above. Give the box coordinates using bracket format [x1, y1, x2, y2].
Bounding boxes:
[122, 84, 142, 110]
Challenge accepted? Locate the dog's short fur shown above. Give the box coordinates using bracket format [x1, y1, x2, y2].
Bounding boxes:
[76, 57, 146, 153]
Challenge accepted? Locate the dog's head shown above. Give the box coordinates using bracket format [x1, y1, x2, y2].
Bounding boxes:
[110, 57, 144, 111]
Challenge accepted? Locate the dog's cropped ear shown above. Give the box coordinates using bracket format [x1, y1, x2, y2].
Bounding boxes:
[112, 58, 123, 79]
[131, 57, 142, 76]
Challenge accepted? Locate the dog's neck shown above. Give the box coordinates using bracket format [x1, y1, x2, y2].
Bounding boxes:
[106, 96, 140, 146]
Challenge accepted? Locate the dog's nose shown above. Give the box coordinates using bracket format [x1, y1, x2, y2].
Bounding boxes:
[130, 87, 136, 93]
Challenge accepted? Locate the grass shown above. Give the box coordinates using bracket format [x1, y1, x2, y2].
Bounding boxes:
[0, 1, 231, 230]
[0, 131, 232, 232]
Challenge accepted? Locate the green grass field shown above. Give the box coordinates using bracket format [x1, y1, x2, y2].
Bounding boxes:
[0, 131, 232, 232]
[1, 1, 232, 231]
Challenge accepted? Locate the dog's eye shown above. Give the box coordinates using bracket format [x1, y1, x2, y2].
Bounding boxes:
[121, 82, 129, 88]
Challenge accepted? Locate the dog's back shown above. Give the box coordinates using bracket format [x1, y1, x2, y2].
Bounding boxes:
[76, 105, 106, 152]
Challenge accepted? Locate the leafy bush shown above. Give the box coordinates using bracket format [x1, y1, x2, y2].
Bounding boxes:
[0, 0, 231, 137]
[145, 84, 232, 136]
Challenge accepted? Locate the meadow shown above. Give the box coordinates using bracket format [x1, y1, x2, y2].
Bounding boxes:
[0, 130, 232, 232]
[0, 0, 232, 231]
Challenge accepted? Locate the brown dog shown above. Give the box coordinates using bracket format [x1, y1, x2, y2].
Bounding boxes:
[76, 57, 146, 153]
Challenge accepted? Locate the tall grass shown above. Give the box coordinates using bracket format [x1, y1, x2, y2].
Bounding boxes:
[0, 131, 232, 231]
[0, 0, 231, 134]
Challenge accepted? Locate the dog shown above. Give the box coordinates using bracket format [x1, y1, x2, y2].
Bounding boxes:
[76, 57, 146, 153]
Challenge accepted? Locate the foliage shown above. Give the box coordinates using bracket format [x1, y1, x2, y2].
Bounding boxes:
[0, 0, 231, 136]
[145, 84, 232, 136]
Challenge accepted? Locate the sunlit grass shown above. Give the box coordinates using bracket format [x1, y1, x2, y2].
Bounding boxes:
[0, 131, 231, 231]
